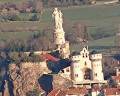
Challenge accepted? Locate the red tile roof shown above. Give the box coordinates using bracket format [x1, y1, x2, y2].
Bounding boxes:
[63, 66, 70, 70]
[66, 88, 88, 95]
[105, 88, 120, 95]
[41, 54, 59, 61]
[47, 88, 87, 96]
[112, 76, 120, 83]
[47, 89, 60, 96]
[40, 88, 45, 92]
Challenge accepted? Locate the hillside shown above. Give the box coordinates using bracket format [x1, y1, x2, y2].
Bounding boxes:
[0, 5, 120, 41]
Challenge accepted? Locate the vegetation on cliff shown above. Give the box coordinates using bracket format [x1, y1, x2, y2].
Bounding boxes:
[8, 52, 45, 64]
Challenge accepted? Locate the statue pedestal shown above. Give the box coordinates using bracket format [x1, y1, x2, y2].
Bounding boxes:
[54, 28, 65, 45]
[55, 28, 64, 33]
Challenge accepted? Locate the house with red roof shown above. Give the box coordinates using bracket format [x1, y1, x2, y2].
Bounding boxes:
[40, 88, 46, 95]
[65, 88, 88, 96]
[108, 76, 120, 88]
[105, 88, 120, 96]
[41, 53, 59, 62]
[47, 88, 88, 96]
[47, 89, 61, 96]
[61, 66, 71, 79]
[111, 76, 120, 85]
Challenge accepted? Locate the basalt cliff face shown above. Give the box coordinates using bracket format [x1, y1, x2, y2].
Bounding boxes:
[3, 61, 72, 96]
[4, 62, 50, 96]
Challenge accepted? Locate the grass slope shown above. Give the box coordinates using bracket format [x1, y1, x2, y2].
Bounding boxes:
[70, 36, 116, 52]
[0, 0, 32, 3]
[0, 5, 120, 51]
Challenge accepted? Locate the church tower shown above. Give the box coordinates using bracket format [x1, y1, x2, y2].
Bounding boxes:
[52, 8, 70, 59]
[90, 50, 104, 81]
[70, 51, 83, 82]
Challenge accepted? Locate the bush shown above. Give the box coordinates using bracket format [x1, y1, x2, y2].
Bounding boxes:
[9, 15, 20, 21]
[29, 14, 39, 21]
[26, 88, 40, 96]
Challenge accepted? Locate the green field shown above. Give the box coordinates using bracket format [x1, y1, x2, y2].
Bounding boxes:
[0, 31, 39, 41]
[1, 5, 120, 38]
[0, 5, 120, 51]
[70, 36, 116, 52]
[0, 0, 32, 3]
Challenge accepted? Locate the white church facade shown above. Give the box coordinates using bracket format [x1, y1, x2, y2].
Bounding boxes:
[52, 8, 106, 86]
[70, 47, 104, 83]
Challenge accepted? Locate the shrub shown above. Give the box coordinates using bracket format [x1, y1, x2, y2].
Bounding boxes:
[9, 15, 20, 21]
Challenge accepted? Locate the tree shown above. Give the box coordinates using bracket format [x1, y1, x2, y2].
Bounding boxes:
[83, 26, 92, 41]
[29, 14, 39, 21]
[114, 36, 120, 47]
[26, 88, 40, 96]
[8, 52, 20, 63]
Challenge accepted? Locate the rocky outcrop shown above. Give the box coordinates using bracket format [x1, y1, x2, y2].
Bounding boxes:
[4, 62, 50, 96]
[3, 61, 73, 96]
[52, 74, 73, 89]
[3, 80, 10, 96]
[38, 74, 73, 93]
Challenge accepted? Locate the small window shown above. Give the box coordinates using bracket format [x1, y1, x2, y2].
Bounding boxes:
[85, 62, 87, 66]
[83, 53, 84, 58]
[66, 68, 69, 72]
[75, 74, 78, 77]
[96, 73, 97, 76]
[86, 53, 87, 57]
[94, 73, 97, 76]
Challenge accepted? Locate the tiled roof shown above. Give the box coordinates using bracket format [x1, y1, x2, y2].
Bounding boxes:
[105, 88, 120, 95]
[66, 88, 88, 95]
[90, 50, 100, 55]
[63, 66, 70, 70]
[47, 88, 87, 96]
[47, 89, 60, 96]
[40, 88, 45, 92]
[71, 51, 80, 56]
[112, 76, 120, 82]
[41, 54, 59, 61]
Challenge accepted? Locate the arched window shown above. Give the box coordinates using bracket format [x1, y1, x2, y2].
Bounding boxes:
[86, 53, 87, 57]
[75, 74, 78, 77]
[94, 73, 97, 76]
[83, 53, 84, 58]
[85, 62, 87, 66]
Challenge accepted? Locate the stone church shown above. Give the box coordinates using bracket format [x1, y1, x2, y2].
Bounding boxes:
[52, 8, 106, 86]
